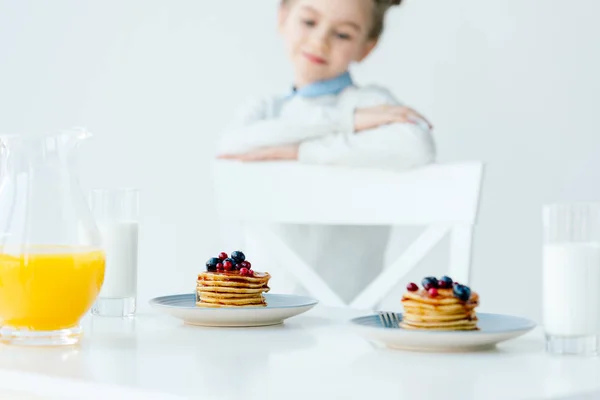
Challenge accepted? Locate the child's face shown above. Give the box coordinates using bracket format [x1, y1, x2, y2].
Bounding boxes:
[279, 0, 376, 86]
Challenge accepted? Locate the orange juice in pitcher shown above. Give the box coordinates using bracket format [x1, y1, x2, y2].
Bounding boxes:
[0, 129, 104, 345]
[0, 247, 105, 331]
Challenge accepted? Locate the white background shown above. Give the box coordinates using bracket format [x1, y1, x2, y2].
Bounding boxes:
[1, 0, 599, 321]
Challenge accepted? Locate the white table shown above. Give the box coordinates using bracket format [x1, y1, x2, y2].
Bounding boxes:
[0, 306, 599, 400]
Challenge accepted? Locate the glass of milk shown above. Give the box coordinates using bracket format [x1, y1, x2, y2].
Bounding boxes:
[543, 203, 600, 356]
[90, 189, 139, 317]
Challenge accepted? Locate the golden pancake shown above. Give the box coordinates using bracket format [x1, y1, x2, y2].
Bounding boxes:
[402, 289, 461, 305]
[197, 286, 270, 294]
[199, 292, 264, 301]
[198, 292, 262, 299]
[402, 289, 480, 307]
[401, 311, 475, 323]
[400, 322, 478, 331]
[195, 302, 266, 308]
[199, 296, 266, 306]
[197, 280, 267, 289]
[200, 298, 266, 306]
[401, 319, 478, 328]
[198, 291, 266, 299]
[403, 313, 478, 324]
[401, 301, 475, 313]
[197, 271, 271, 284]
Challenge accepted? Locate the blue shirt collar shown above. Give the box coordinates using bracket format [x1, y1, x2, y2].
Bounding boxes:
[289, 72, 353, 98]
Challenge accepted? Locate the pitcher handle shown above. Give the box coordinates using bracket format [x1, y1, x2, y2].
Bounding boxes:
[0, 139, 7, 179]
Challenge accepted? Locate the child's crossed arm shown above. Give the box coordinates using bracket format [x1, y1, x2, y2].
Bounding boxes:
[219, 86, 435, 170]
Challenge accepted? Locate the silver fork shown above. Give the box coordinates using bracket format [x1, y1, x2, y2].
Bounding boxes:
[378, 312, 400, 328]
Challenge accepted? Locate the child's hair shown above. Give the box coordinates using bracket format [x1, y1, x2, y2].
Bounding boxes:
[281, 0, 403, 40]
[370, 0, 402, 40]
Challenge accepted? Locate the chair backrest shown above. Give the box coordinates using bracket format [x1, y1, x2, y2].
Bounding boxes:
[213, 160, 484, 226]
[213, 160, 484, 308]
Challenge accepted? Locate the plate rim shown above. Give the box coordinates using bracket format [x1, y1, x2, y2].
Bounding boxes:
[149, 292, 319, 310]
[350, 312, 537, 335]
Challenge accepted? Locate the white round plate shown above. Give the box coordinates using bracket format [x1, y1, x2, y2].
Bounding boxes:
[350, 312, 536, 352]
[149, 293, 318, 327]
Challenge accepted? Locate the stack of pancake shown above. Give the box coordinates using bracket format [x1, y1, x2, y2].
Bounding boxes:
[196, 271, 271, 308]
[400, 288, 480, 331]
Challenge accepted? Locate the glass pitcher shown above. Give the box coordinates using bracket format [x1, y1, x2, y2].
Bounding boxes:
[0, 128, 105, 346]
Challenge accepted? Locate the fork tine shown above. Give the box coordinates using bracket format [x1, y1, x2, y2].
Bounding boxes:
[391, 313, 399, 326]
[378, 312, 384, 326]
[384, 313, 391, 327]
[378, 312, 385, 327]
[390, 312, 399, 324]
[378, 312, 396, 328]
[387, 312, 401, 328]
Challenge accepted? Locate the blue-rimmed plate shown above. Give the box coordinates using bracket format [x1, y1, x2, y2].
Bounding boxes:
[350, 313, 536, 352]
[150, 293, 318, 327]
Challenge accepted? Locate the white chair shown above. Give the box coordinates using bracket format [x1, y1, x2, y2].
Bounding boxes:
[213, 160, 484, 310]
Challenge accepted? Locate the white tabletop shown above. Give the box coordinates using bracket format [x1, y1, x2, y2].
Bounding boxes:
[0, 306, 599, 400]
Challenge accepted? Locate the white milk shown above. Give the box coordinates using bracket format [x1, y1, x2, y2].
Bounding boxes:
[543, 242, 600, 336]
[97, 221, 138, 298]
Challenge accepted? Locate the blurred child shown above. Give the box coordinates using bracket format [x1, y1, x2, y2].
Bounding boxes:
[218, 0, 435, 303]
